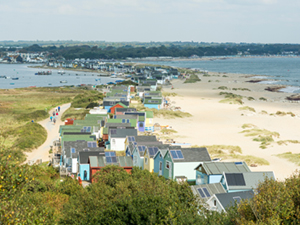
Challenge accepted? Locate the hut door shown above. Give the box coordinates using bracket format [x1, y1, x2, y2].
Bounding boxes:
[159, 161, 162, 176]
[169, 163, 172, 179]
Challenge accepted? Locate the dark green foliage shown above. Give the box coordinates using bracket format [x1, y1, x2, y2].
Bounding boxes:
[59, 166, 204, 224]
[71, 92, 103, 108]
[6, 122, 47, 152]
[116, 80, 137, 86]
[184, 74, 201, 83]
[219, 92, 243, 99]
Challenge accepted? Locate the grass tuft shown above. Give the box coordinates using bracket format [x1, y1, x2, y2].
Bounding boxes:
[239, 106, 256, 112]
[276, 152, 300, 166]
[184, 74, 201, 83]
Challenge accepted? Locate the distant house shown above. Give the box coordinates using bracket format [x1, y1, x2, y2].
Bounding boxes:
[132, 145, 146, 169]
[153, 149, 168, 176]
[115, 107, 137, 115]
[143, 146, 160, 173]
[190, 183, 226, 204]
[145, 111, 154, 132]
[103, 100, 129, 111]
[220, 172, 275, 193]
[110, 102, 128, 114]
[88, 153, 133, 183]
[207, 190, 254, 213]
[108, 128, 137, 151]
[143, 99, 163, 109]
[162, 148, 211, 182]
[195, 162, 251, 185]
[78, 151, 105, 181]
[125, 135, 159, 156]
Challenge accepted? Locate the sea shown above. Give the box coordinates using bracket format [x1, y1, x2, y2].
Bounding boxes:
[0, 64, 119, 89]
[1, 58, 300, 92]
[138, 57, 300, 93]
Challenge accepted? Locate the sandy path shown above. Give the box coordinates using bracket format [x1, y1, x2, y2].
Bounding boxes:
[157, 74, 300, 181]
[25, 103, 71, 164]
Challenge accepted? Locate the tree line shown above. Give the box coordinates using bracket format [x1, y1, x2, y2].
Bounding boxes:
[17, 43, 300, 60]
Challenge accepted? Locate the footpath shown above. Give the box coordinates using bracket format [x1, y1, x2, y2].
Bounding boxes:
[25, 103, 71, 164]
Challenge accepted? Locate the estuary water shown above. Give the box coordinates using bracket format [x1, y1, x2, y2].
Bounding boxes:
[0, 64, 117, 89]
[139, 57, 300, 93]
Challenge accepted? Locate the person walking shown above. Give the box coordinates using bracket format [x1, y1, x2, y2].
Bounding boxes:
[50, 116, 53, 122]
[56, 112, 58, 116]
[58, 106, 60, 112]
[52, 111, 55, 117]
[53, 118, 56, 124]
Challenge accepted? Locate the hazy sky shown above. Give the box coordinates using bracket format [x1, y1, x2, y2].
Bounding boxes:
[0, 0, 299, 43]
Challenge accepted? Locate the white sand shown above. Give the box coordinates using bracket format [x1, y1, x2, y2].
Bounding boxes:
[157, 72, 300, 181]
[25, 103, 71, 164]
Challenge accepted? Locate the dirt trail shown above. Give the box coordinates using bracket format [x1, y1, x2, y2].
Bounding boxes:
[25, 103, 71, 164]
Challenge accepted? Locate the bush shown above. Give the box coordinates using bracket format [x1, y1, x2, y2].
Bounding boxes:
[16, 110, 49, 122]
[184, 74, 201, 83]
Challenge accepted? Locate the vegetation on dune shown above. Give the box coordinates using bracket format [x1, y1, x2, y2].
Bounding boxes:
[239, 106, 256, 112]
[241, 123, 257, 129]
[160, 128, 178, 135]
[61, 108, 90, 121]
[218, 86, 229, 90]
[276, 152, 300, 166]
[240, 128, 280, 149]
[260, 110, 268, 114]
[259, 97, 267, 101]
[277, 140, 300, 145]
[219, 92, 244, 105]
[247, 96, 255, 101]
[162, 92, 177, 97]
[275, 111, 296, 117]
[192, 145, 269, 166]
[71, 92, 103, 108]
[184, 74, 201, 83]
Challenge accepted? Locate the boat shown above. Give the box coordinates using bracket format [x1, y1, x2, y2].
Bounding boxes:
[5, 76, 11, 79]
[10, 83, 15, 85]
[107, 82, 115, 85]
[110, 74, 117, 78]
[12, 77, 19, 80]
[60, 80, 68, 83]
[115, 80, 124, 83]
[95, 78, 101, 81]
[48, 83, 52, 85]
[0, 76, 6, 78]
[35, 71, 52, 75]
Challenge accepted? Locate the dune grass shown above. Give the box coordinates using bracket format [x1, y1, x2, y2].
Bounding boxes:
[194, 145, 269, 166]
[247, 97, 255, 101]
[277, 140, 300, 145]
[219, 92, 244, 105]
[61, 108, 90, 121]
[260, 110, 268, 115]
[162, 92, 177, 97]
[241, 124, 257, 129]
[160, 129, 178, 135]
[218, 86, 229, 90]
[184, 74, 201, 83]
[240, 128, 280, 149]
[276, 152, 300, 166]
[232, 88, 251, 91]
[239, 106, 256, 112]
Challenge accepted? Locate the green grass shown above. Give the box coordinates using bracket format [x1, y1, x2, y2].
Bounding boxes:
[232, 88, 251, 91]
[218, 86, 229, 90]
[276, 152, 300, 166]
[196, 145, 269, 166]
[61, 108, 90, 121]
[241, 124, 257, 129]
[184, 74, 201, 83]
[162, 92, 177, 97]
[259, 97, 267, 101]
[276, 111, 287, 116]
[16, 110, 49, 122]
[247, 97, 255, 101]
[240, 128, 280, 149]
[160, 129, 178, 134]
[277, 140, 300, 145]
[219, 92, 244, 105]
[239, 106, 256, 112]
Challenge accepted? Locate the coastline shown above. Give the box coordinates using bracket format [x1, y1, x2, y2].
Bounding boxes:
[157, 71, 300, 181]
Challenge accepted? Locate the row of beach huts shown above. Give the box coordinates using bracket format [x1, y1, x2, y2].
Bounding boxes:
[55, 79, 275, 213]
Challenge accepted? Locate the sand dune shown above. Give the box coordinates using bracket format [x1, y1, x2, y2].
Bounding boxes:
[157, 72, 300, 181]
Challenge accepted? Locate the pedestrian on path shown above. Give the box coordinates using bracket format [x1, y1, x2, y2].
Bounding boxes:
[50, 116, 53, 121]
[53, 118, 56, 124]
[53, 111, 55, 117]
[56, 112, 58, 116]
[58, 106, 60, 112]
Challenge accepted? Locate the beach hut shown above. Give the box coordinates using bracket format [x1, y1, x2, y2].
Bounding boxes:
[110, 102, 128, 114]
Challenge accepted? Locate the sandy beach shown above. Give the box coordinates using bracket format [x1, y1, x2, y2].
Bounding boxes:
[157, 72, 300, 181]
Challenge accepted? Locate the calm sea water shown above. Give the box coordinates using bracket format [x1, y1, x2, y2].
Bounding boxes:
[139, 57, 300, 93]
[0, 64, 118, 89]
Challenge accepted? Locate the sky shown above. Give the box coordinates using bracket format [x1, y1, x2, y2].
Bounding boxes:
[0, 0, 299, 43]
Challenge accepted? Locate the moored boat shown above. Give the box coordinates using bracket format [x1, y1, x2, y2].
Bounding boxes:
[60, 80, 68, 83]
